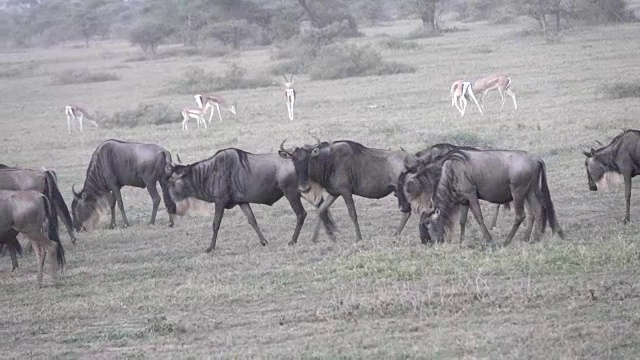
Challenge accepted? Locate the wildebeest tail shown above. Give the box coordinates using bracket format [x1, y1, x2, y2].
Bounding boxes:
[396, 171, 412, 213]
[537, 161, 564, 239]
[42, 195, 65, 269]
[161, 151, 177, 213]
[43, 170, 72, 237]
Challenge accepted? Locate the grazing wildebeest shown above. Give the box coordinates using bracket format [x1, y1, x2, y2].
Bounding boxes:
[279, 139, 414, 242]
[399, 143, 505, 232]
[0, 229, 22, 271]
[165, 148, 337, 252]
[417, 149, 564, 245]
[0, 190, 65, 287]
[72, 139, 176, 230]
[583, 129, 640, 224]
[0, 164, 76, 244]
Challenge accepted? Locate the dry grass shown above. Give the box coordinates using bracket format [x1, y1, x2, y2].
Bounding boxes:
[1, 18, 640, 359]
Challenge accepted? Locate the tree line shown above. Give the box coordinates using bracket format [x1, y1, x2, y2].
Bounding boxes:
[0, 0, 635, 52]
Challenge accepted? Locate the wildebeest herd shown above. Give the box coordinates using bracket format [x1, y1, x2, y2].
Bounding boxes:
[3, 126, 640, 287]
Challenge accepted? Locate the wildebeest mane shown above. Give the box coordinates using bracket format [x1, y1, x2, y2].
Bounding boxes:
[333, 140, 370, 155]
[590, 129, 640, 172]
[430, 151, 468, 237]
[82, 145, 113, 195]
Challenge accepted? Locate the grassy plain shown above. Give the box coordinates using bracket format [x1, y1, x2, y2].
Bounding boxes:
[1, 16, 640, 359]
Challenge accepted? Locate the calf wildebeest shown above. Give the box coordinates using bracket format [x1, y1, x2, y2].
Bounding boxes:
[583, 129, 640, 224]
[417, 148, 564, 245]
[72, 139, 175, 230]
[279, 139, 414, 242]
[0, 164, 76, 244]
[400, 143, 505, 232]
[165, 148, 337, 252]
[0, 190, 65, 287]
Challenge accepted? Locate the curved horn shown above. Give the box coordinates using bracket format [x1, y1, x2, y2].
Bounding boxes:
[594, 140, 603, 146]
[72, 184, 80, 198]
[280, 139, 288, 152]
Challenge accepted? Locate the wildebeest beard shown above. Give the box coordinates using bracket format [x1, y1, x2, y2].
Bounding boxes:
[73, 194, 111, 231]
[420, 160, 463, 243]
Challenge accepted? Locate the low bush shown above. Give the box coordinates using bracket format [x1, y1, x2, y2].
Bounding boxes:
[173, 62, 272, 94]
[307, 44, 416, 80]
[604, 82, 640, 99]
[51, 67, 120, 85]
[0, 61, 42, 78]
[376, 38, 422, 51]
[98, 103, 180, 128]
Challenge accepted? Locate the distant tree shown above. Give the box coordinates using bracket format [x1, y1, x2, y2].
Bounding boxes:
[295, 0, 360, 36]
[204, 20, 255, 49]
[71, 0, 114, 47]
[404, 0, 446, 31]
[128, 19, 174, 55]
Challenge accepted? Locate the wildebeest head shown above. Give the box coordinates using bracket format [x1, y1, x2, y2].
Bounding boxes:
[278, 139, 330, 194]
[582, 148, 607, 191]
[71, 185, 107, 231]
[165, 164, 194, 215]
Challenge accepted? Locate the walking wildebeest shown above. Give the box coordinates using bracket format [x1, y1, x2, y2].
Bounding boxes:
[416, 148, 564, 245]
[279, 139, 414, 242]
[0, 190, 65, 287]
[72, 139, 175, 230]
[0, 164, 76, 244]
[165, 148, 337, 252]
[583, 129, 640, 224]
[399, 143, 505, 233]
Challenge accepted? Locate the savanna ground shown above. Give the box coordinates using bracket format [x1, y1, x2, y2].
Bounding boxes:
[1, 15, 640, 359]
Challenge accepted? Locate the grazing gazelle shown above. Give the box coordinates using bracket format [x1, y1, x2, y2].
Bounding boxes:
[282, 74, 296, 121]
[194, 94, 237, 123]
[65, 105, 98, 133]
[472, 74, 517, 111]
[450, 80, 483, 117]
[181, 107, 207, 131]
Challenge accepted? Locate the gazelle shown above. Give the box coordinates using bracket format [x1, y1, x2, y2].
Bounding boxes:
[450, 80, 483, 117]
[181, 107, 207, 131]
[193, 94, 236, 123]
[282, 74, 296, 121]
[472, 74, 517, 111]
[65, 105, 98, 133]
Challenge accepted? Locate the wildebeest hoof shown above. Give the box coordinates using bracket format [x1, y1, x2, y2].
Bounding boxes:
[205, 247, 215, 253]
[623, 218, 630, 224]
[287, 241, 296, 246]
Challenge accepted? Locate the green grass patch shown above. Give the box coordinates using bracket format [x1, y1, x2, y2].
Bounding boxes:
[97, 103, 180, 128]
[51, 67, 120, 85]
[605, 82, 640, 99]
[0, 61, 42, 78]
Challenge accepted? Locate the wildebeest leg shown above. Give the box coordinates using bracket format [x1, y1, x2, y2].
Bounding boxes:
[107, 192, 117, 229]
[623, 174, 632, 224]
[31, 240, 46, 288]
[459, 204, 469, 243]
[206, 203, 225, 253]
[521, 195, 536, 243]
[489, 204, 500, 230]
[311, 194, 340, 242]
[112, 188, 130, 227]
[530, 197, 544, 243]
[283, 194, 307, 246]
[394, 212, 411, 236]
[342, 193, 362, 242]
[159, 178, 174, 227]
[145, 181, 161, 226]
[239, 203, 268, 247]
[503, 197, 526, 246]
[467, 196, 493, 244]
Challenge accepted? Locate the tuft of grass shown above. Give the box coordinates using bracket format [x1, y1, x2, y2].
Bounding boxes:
[307, 44, 416, 80]
[0, 61, 42, 78]
[471, 45, 494, 54]
[405, 27, 443, 40]
[376, 38, 422, 51]
[98, 103, 181, 128]
[51, 67, 120, 85]
[172, 62, 272, 94]
[604, 82, 640, 99]
[143, 316, 186, 337]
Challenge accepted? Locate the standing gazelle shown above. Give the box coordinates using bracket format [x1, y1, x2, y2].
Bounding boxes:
[193, 94, 237, 123]
[282, 74, 296, 121]
[65, 105, 98, 133]
[472, 74, 517, 111]
[450, 80, 483, 117]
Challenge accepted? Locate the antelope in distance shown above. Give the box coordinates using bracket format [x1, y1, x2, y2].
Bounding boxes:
[0, 190, 65, 288]
[417, 148, 564, 246]
[583, 129, 640, 224]
[450, 80, 483, 116]
[181, 106, 207, 131]
[472, 74, 517, 111]
[194, 94, 237, 123]
[65, 105, 98, 133]
[282, 74, 296, 121]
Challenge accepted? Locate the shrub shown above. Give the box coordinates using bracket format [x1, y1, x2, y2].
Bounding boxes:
[605, 82, 640, 99]
[0, 61, 42, 78]
[128, 20, 174, 56]
[99, 103, 180, 128]
[377, 38, 422, 51]
[173, 62, 272, 94]
[51, 67, 120, 85]
[405, 27, 443, 40]
[307, 44, 417, 80]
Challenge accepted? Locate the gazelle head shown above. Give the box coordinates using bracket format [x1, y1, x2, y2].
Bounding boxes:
[282, 74, 294, 89]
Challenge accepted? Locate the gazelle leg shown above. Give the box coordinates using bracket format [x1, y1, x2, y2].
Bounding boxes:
[467, 89, 483, 115]
[79, 113, 84, 132]
[216, 103, 222, 122]
[506, 89, 517, 109]
[498, 88, 506, 111]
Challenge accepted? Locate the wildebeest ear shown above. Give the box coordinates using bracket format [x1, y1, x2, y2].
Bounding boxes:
[81, 192, 88, 200]
[164, 164, 174, 176]
[278, 150, 291, 159]
[582, 150, 592, 158]
[311, 147, 320, 157]
[590, 148, 596, 157]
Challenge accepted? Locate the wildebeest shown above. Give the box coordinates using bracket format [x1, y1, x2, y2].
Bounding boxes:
[165, 148, 337, 252]
[0, 164, 76, 243]
[72, 139, 175, 230]
[583, 129, 640, 224]
[399, 143, 505, 232]
[0, 190, 65, 287]
[417, 148, 564, 245]
[279, 139, 414, 242]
